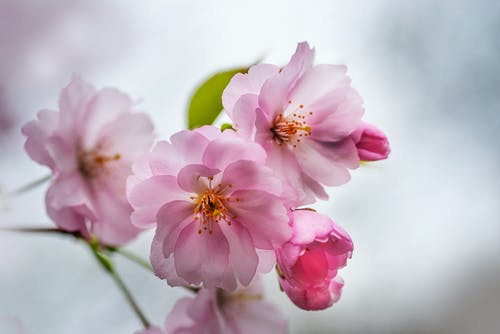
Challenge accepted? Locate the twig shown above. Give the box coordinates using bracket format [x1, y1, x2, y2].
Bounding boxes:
[6, 174, 51, 197]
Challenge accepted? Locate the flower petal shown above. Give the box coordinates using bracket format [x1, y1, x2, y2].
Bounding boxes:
[222, 64, 279, 115]
[228, 190, 291, 249]
[128, 175, 185, 228]
[219, 222, 258, 286]
[174, 223, 230, 288]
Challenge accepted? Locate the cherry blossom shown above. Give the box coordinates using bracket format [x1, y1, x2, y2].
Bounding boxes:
[22, 76, 154, 245]
[223, 42, 365, 205]
[128, 127, 292, 290]
[351, 122, 390, 161]
[163, 282, 286, 334]
[276, 210, 353, 310]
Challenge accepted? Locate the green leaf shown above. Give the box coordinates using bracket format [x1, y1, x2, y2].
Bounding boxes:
[220, 123, 234, 132]
[187, 66, 249, 129]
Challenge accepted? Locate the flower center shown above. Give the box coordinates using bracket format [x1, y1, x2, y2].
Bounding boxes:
[270, 103, 312, 148]
[192, 177, 234, 235]
[77, 146, 121, 178]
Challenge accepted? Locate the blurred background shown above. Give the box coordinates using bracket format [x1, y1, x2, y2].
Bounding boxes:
[1, 0, 499, 333]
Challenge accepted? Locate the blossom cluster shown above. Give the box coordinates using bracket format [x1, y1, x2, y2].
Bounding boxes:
[22, 42, 389, 333]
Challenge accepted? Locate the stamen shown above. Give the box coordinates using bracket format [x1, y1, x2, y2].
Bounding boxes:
[270, 109, 312, 147]
[193, 180, 235, 236]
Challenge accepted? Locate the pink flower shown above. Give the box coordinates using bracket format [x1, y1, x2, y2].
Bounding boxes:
[22, 76, 154, 246]
[223, 42, 365, 205]
[276, 210, 353, 310]
[351, 123, 390, 161]
[163, 282, 287, 334]
[128, 127, 292, 290]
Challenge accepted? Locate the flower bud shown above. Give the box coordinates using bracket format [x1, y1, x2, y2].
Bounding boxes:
[352, 123, 390, 161]
[276, 210, 353, 310]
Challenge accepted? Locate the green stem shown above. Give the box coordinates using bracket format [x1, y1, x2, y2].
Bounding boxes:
[109, 267, 150, 329]
[3, 226, 200, 295]
[88, 243, 150, 329]
[7, 174, 51, 197]
[112, 247, 200, 293]
[113, 247, 153, 272]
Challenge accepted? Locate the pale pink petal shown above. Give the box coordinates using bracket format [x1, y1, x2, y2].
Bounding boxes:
[97, 112, 154, 161]
[280, 41, 314, 87]
[290, 209, 334, 244]
[174, 223, 230, 288]
[80, 88, 134, 149]
[225, 298, 287, 334]
[221, 160, 282, 197]
[192, 125, 222, 141]
[219, 222, 258, 286]
[295, 138, 359, 186]
[307, 88, 364, 142]
[149, 131, 210, 177]
[156, 200, 196, 257]
[128, 175, 185, 228]
[57, 76, 95, 136]
[45, 172, 91, 210]
[258, 74, 289, 119]
[231, 94, 259, 138]
[255, 250, 277, 274]
[222, 64, 279, 115]
[45, 204, 86, 232]
[177, 164, 220, 193]
[288, 64, 350, 108]
[228, 190, 291, 249]
[202, 135, 266, 171]
[21, 109, 58, 169]
[90, 182, 139, 245]
[164, 297, 195, 333]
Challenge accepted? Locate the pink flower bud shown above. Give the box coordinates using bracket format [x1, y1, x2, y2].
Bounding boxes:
[351, 123, 390, 161]
[276, 210, 353, 310]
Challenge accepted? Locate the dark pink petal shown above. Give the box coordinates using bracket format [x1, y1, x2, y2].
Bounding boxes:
[280, 279, 336, 310]
[352, 123, 390, 161]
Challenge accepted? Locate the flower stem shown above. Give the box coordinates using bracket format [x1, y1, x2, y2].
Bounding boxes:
[3, 226, 200, 294]
[88, 242, 150, 329]
[6, 174, 51, 197]
[109, 267, 150, 329]
[112, 247, 153, 272]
